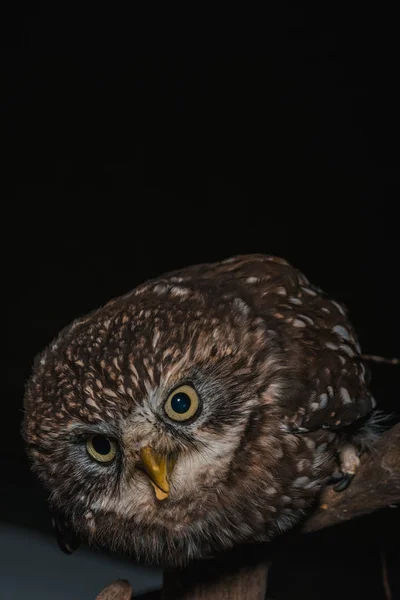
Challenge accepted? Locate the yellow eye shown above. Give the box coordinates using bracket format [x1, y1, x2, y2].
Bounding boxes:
[86, 435, 117, 463]
[164, 384, 200, 422]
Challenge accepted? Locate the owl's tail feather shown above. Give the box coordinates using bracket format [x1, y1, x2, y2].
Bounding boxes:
[361, 354, 400, 366]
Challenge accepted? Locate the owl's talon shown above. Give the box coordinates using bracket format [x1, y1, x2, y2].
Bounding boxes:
[329, 471, 344, 483]
[332, 442, 360, 491]
[333, 472, 355, 492]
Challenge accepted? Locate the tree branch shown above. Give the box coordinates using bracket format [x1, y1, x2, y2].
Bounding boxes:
[98, 423, 400, 599]
[303, 422, 400, 532]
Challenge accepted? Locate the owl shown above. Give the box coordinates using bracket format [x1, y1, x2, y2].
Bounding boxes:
[23, 255, 379, 566]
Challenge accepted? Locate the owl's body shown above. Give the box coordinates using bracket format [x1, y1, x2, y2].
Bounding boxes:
[23, 255, 378, 565]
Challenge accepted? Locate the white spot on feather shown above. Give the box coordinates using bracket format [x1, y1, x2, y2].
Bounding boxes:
[170, 286, 190, 297]
[331, 300, 346, 315]
[275, 286, 287, 296]
[86, 397, 100, 410]
[129, 363, 139, 379]
[340, 387, 352, 404]
[233, 298, 251, 316]
[152, 330, 161, 348]
[298, 314, 314, 325]
[332, 325, 351, 341]
[153, 283, 168, 294]
[340, 344, 355, 357]
[301, 286, 317, 296]
[319, 393, 328, 409]
[84, 385, 95, 398]
[325, 342, 338, 350]
[292, 319, 306, 328]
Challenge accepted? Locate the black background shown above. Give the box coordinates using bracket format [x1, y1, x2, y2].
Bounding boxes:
[3, 4, 399, 599]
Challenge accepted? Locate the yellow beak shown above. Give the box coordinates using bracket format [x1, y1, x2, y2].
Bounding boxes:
[140, 447, 175, 501]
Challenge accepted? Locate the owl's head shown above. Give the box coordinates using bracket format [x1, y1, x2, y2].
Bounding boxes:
[23, 280, 287, 565]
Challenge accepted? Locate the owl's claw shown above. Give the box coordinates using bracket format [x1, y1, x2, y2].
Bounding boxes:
[332, 442, 360, 492]
[333, 472, 355, 492]
[329, 471, 344, 482]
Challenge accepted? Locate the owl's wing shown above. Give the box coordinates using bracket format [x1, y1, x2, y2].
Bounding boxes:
[259, 268, 377, 435]
[279, 346, 375, 435]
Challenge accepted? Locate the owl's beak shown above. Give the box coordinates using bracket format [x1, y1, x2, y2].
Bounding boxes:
[140, 446, 176, 501]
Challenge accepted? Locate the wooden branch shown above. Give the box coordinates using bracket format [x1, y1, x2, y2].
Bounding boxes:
[303, 422, 400, 532]
[96, 579, 132, 599]
[98, 423, 400, 599]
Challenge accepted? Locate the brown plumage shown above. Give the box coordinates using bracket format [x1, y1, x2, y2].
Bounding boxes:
[23, 255, 379, 566]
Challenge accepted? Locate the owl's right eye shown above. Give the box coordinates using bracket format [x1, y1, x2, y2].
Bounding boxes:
[164, 384, 201, 422]
[86, 435, 117, 463]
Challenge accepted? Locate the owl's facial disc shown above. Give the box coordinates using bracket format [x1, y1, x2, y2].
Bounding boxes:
[140, 446, 176, 501]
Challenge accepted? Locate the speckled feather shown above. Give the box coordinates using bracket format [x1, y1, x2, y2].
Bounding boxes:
[23, 255, 378, 566]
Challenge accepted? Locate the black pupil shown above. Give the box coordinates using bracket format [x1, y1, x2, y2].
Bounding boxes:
[92, 435, 111, 455]
[171, 392, 192, 414]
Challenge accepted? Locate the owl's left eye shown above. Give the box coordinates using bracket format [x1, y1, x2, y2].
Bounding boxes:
[164, 384, 201, 422]
[86, 435, 117, 463]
